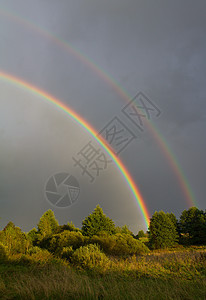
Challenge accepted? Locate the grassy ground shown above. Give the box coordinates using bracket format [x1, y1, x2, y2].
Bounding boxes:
[0, 247, 206, 299]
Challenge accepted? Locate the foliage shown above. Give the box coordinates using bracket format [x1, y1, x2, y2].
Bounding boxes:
[1, 205, 206, 270]
[71, 244, 109, 269]
[115, 225, 133, 235]
[167, 212, 178, 228]
[27, 228, 38, 245]
[60, 246, 74, 260]
[179, 207, 206, 245]
[55, 221, 80, 234]
[37, 210, 59, 238]
[149, 211, 179, 249]
[0, 222, 30, 254]
[167, 212, 180, 240]
[137, 230, 146, 239]
[27, 246, 45, 255]
[82, 205, 116, 237]
[25, 246, 53, 264]
[91, 232, 149, 256]
[0, 242, 7, 262]
[49, 231, 85, 254]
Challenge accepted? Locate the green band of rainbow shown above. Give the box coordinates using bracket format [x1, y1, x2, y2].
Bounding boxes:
[0, 71, 150, 229]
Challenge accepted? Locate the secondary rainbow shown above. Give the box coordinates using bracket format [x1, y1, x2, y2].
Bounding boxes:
[0, 71, 150, 229]
[0, 7, 197, 207]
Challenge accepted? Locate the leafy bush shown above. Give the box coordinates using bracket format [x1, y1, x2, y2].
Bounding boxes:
[0, 242, 7, 262]
[60, 246, 74, 260]
[49, 231, 85, 254]
[55, 221, 80, 234]
[26, 247, 53, 263]
[113, 234, 149, 256]
[27, 246, 44, 255]
[90, 232, 115, 254]
[90, 233, 149, 256]
[71, 244, 109, 270]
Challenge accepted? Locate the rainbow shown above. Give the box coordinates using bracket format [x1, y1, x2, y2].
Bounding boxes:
[0, 71, 150, 229]
[0, 7, 197, 208]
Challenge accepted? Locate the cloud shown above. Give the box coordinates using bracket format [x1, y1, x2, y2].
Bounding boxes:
[0, 0, 205, 231]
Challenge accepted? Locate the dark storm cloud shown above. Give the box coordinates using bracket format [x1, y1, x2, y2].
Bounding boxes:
[0, 0, 205, 231]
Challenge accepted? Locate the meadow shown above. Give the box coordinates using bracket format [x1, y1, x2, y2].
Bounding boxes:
[0, 246, 206, 300]
[0, 206, 206, 299]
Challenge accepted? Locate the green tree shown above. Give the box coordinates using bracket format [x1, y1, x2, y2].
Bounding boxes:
[120, 225, 133, 235]
[179, 207, 206, 245]
[167, 213, 178, 228]
[27, 228, 38, 245]
[37, 210, 59, 238]
[115, 225, 133, 235]
[167, 212, 180, 241]
[82, 205, 116, 237]
[149, 211, 178, 249]
[0, 222, 29, 254]
[0, 242, 7, 262]
[137, 230, 146, 239]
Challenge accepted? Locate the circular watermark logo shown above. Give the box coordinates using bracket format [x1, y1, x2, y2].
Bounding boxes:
[45, 172, 80, 208]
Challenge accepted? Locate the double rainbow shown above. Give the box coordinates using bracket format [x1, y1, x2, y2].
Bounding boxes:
[0, 6, 198, 228]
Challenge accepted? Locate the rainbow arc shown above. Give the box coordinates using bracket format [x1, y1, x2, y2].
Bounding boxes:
[0, 71, 150, 229]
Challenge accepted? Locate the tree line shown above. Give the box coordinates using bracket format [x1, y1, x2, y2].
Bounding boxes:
[0, 206, 205, 261]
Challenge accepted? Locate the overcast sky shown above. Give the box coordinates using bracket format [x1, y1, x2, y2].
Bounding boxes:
[0, 0, 205, 233]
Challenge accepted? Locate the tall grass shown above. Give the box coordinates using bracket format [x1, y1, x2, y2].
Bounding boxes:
[0, 247, 206, 299]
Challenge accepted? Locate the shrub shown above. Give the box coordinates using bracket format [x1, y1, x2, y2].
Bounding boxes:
[49, 231, 85, 254]
[27, 247, 53, 263]
[0, 242, 7, 262]
[56, 222, 80, 234]
[60, 246, 74, 260]
[71, 244, 109, 270]
[91, 233, 149, 256]
[27, 246, 44, 255]
[111, 234, 149, 256]
[90, 232, 115, 254]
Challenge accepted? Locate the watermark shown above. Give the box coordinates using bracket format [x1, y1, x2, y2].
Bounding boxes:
[122, 92, 161, 131]
[72, 141, 112, 183]
[72, 91, 161, 183]
[44, 91, 161, 206]
[44, 172, 80, 208]
[98, 117, 136, 155]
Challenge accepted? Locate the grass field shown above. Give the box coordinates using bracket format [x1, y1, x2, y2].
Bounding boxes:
[0, 246, 206, 299]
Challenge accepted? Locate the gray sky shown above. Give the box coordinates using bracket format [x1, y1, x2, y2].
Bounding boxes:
[0, 0, 205, 233]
